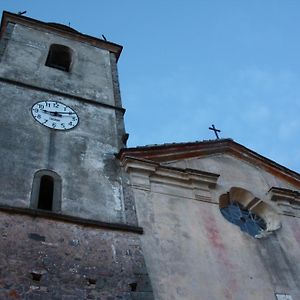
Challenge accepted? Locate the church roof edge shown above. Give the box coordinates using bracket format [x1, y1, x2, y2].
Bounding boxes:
[118, 139, 300, 188]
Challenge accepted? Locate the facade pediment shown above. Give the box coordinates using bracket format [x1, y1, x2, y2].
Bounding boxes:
[119, 139, 300, 190]
[120, 139, 300, 218]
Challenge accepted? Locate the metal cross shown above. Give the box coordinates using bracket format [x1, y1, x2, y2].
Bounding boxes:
[209, 124, 221, 139]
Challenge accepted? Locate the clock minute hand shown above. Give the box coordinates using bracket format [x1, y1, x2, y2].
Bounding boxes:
[42, 110, 63, 117]
[55, 111, 76, 115]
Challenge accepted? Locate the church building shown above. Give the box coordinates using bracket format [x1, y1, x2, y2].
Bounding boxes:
[0, 11, 299, 300]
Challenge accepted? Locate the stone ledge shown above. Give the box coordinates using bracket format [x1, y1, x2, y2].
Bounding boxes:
[0, 204, 143, 234]
[0, 77, 126, 114]
[121, 156, 219, 189]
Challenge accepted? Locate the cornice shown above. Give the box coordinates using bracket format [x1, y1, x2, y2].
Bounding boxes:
[0, 204, 143, 233]
[0, 11, 122, 61]
[269, 187, 300, 217]
[121, 156, 219, 193]
[118, 139, 300, 189]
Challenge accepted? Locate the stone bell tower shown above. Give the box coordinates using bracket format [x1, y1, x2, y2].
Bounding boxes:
[0, 11, 153, 299]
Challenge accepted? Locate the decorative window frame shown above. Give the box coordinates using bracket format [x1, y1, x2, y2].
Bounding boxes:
[219, 187, 281, 238]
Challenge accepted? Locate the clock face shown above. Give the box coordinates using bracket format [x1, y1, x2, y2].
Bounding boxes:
[31, 101, 79, 130]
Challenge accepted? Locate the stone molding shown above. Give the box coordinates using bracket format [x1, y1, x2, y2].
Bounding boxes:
[0, 203, 144, 234]
[118, 139, 300, 189]
[121, 156, 219, 202]
[269, 187, 300, 218]
[0, 77, 126, 113]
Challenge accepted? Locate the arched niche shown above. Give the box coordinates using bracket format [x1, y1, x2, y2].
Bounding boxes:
[30, 169, 62, 213]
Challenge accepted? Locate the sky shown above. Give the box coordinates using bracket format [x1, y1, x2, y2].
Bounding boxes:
[1, 1, 300, 172]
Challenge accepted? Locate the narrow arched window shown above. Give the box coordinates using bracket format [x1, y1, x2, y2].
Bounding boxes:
[38, 175, 54, 210]
[31, 170, 62, 212]
[45, 44, 72, 72]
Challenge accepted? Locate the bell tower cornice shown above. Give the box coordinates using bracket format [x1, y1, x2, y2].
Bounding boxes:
[0, 11, 123, 61]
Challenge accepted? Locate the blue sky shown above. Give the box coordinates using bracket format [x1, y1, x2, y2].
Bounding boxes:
[1, 1, 300, 172]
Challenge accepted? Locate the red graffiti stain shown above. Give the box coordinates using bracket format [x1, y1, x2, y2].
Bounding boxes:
[204, 214, 232, 267]
[8, 290, 20, 299]
[202, 208, 238, 299]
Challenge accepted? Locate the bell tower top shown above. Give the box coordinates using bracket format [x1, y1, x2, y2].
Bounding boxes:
[0, 11, 123, 59]
[0, 11, 123, 107]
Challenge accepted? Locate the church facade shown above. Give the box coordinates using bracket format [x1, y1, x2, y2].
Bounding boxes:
[0, 11, 300, 300]
[119, 139, 300, 300]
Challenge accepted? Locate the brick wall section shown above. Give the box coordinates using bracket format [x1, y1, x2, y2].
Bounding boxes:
[0, 212, 154, 300]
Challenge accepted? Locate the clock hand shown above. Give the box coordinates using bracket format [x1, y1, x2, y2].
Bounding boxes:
[55, 111, 76, 115]
[43, 110, 75, 115]
[42, 110, 63, 117]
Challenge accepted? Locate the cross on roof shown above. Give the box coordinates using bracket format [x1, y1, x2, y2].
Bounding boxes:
[209, 124, 221, 139]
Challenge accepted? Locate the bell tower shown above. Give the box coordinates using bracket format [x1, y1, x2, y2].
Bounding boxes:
[0, 11, 153, 299]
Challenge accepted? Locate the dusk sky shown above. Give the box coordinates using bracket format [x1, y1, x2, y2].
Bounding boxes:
[1, 1, 300, 172]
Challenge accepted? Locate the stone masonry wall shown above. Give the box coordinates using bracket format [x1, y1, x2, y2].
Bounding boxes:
[0, 211, 153, 300]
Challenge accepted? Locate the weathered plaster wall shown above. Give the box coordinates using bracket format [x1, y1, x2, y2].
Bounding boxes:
[0, 20, 136, 225]
[0, 22, 118, 106]
[128, 156, 300, 300]
[0, 211, 153, 300]
[0, 81, 131, 223]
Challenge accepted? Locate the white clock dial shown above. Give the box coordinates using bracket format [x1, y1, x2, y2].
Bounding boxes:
[31, 101, 79, 130]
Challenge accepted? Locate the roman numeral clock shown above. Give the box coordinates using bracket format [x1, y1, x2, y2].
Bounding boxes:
[31, 101, 79, 130]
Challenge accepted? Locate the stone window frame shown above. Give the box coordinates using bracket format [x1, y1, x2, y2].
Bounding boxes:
[219, 187, 281, 238]
[45, 43, 73, 72]
[30, 169, 62, 213]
